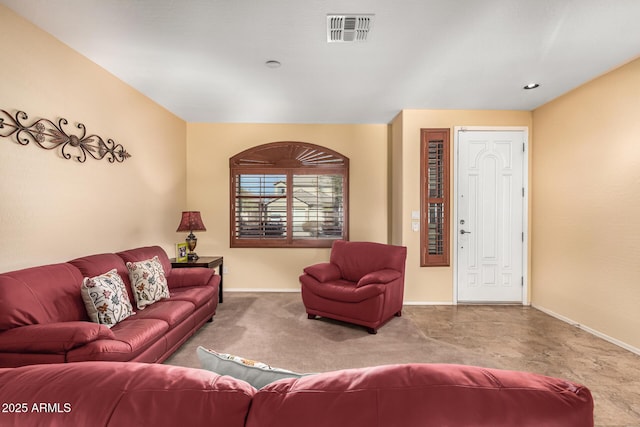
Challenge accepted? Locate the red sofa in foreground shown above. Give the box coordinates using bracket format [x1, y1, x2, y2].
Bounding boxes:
[0, 246, 219, 367]
[0, 361, 593, 426]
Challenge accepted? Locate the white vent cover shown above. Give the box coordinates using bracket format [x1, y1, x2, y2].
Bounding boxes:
[327, 14, 374, 43]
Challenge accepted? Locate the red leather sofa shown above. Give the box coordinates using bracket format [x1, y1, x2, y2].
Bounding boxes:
[300, 240, 407, 333]
[0, 246, 219, 367]
[0, 361, 593, 426]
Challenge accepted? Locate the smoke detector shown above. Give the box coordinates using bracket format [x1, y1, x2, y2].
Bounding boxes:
[327, 14, 374, 43]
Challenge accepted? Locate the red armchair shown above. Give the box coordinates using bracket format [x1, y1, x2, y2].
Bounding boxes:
[299, 240, 407, 334]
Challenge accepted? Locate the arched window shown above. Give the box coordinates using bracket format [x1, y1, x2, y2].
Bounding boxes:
[230, 141, 349, 248]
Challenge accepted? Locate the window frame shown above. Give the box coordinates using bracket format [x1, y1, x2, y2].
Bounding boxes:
[420, 128, 450, 266]
[230, 141, 349, 248]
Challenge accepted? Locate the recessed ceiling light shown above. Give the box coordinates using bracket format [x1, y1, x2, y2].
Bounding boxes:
[523, 83, 540, 90]
[265, 60, 281, 68]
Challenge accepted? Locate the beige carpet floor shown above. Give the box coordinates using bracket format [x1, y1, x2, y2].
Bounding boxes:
[164, 292, 640, 426]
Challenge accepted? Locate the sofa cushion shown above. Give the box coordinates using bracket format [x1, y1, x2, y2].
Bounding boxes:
[0, 362, 256, 427]
[247, 364, 594, 427]
[0, 263, 86, 330]
[170, 286, 217, 308]
[66, 318, 169, 362]
[81, 269, 135, 327]
[117, 246, 172, 277]
[329, 240, 407, 283]
[197, 346, 305, 389]
[168, 267, 215, 289]
[69, 253, 134, 303]
[130, 300, 194, 327]
[299, 276, 385, 303]
[126, 256, 170, 309]
[110, 318, 169, 349]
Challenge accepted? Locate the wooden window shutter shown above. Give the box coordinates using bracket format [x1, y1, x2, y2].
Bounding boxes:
[421, 129, 450, 266]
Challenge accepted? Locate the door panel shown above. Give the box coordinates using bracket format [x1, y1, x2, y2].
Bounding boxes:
[457, 130, 525, 302]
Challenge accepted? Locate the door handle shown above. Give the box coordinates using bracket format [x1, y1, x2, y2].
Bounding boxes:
[460, 229, 471, 235]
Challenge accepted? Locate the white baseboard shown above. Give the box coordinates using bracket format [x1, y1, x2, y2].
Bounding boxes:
[533, 304, 640, 357]
[403, 301, 455, 306]
[224, 290, 455, 305]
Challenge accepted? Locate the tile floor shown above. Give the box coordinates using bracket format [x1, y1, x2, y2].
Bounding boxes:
[167, 293, 640, 426]
[404, 305, 640, 426]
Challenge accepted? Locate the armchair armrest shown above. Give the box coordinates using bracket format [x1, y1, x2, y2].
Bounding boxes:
[0, 322, 115, 353]
[168, 268, 215, 289]
[356, 269, 401, 288]
[303, 263, 342, 283]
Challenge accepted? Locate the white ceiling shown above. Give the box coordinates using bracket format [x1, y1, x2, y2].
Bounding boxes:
[2, 0, 639, 124]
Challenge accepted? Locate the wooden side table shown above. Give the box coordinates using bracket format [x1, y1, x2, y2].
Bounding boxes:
[170, 256, 224, 303]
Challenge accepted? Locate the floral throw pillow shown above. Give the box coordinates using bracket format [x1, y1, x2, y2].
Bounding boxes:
[196, 346, 307, 389]
[81, 269, 135, 328]
[126, 256, 170, 310]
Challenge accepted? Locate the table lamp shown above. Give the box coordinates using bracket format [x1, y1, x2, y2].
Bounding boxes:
[176, 211, 207, 260]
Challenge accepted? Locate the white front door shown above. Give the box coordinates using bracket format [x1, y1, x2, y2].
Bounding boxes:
[456, 128, 526, 303]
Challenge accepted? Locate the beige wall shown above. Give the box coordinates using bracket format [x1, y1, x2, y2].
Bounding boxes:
[186, 123, 388, 290]
[392, 110, 533, 303]
[389, 112, 404, 246]
[532, 57, 640, 350]
[0, 5, 187, 271]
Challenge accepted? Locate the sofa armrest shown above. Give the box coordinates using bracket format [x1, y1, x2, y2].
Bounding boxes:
[303, 263, 342, 283]
[0, 322, 115, 353]
[168, 268, 215, 289]
[356, 269, 401, 288]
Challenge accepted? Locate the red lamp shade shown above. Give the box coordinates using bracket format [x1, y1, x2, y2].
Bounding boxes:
[176, 211, 207, 232]
[176, 211, 206, 261]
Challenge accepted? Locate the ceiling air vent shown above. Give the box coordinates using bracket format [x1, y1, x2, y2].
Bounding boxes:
[327, 14, 374, 43]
